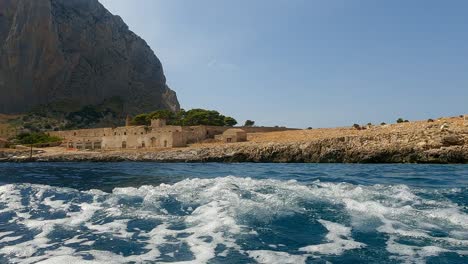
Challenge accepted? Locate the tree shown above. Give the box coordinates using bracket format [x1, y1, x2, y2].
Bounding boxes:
[223, 116, 237, 127]
[132, 114, 150, 126]
[182, 109, 226, 126]
[148, 110, 175, 122]
[131, 108, 238, 127]
[244, 120, 255, 127]
[16, 132, 61, 145]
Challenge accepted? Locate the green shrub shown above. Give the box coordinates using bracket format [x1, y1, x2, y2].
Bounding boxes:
[380, 122, 386, 125]
[353, 124, 361, 130]
[396, 118, 404, 123]
[244, 120, 255, 127]
[427, 118, 434, 122]
[16, 132, 61, 145]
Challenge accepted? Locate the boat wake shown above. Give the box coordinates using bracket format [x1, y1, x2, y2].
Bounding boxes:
[0, 176, 467, 263]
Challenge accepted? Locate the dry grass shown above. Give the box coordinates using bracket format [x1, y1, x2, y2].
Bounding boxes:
[0, 114, 20, 123]
[247, 116, 466, 143]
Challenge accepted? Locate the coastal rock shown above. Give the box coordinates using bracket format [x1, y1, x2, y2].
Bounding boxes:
[0, 0, 179, 114]
[441, 135, 464, 146]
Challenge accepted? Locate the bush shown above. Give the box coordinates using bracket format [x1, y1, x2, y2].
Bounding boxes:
[16, 132, 61, 145]
[427, 118, 434, 122]
[367, 123, 372, 126]
[404, 120, 409, 123]
[244, 120, 255, 127]
[307, 127, 312, 130]
[380, 122, 386, 125]
[396, 118, 404, 123]
[352, 124, 361, 130]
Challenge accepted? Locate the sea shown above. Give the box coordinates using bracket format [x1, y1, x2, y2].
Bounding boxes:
[0, 163, 467, 264]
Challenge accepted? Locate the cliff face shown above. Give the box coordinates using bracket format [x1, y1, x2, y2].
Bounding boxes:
[0, 0, 179, 114]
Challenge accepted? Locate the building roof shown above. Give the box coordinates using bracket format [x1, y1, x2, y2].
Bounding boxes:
[223, 128, 246, 135]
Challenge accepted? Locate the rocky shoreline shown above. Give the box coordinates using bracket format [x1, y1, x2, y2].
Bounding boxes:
[2, 117, 467, 164]
[1, 136, 467, 164]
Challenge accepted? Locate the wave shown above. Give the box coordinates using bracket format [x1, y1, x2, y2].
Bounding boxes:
[0, 177, 467, 263]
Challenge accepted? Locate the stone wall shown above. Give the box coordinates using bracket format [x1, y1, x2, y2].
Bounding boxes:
[239, 127, 298, 133]
[49, 124, 191, 150]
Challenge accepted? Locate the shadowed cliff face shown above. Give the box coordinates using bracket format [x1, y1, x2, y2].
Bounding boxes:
[0, 0, 179, 114]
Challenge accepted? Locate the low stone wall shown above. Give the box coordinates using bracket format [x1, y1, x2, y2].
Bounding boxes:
[238, 127, 298, 133]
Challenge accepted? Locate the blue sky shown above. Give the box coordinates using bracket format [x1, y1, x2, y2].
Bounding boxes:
[99, 0, 468, 128]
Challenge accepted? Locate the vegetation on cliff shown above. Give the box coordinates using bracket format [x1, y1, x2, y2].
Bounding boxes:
[8, 97, 126, 133]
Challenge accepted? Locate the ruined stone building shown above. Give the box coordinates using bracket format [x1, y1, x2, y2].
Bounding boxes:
[215, 128, 248, 143]
[49, 119, 230, 150]
[48, 118, 295, 151]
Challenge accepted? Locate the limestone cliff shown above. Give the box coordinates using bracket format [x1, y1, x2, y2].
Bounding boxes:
[0, 0, 179, 114]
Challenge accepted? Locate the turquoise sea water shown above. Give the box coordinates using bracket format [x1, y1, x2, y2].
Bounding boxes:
[0, 163, 467, 263]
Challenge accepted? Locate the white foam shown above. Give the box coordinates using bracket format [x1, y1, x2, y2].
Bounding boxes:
[299, 220, 365, 255]
[0, 177, 467, 263]
[247, 250, 308, 264]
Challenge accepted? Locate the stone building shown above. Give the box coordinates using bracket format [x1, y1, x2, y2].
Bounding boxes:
[48, 117, 296, 150]
[49, 119, 231, 150]
[215, 128, 247, 143]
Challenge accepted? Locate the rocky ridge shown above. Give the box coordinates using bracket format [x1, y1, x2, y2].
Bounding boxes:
[0, 0, 179, 114]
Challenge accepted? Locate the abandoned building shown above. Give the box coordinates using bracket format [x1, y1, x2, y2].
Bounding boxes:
[215, 128, 247, 143]
[48, 117, 294, 151]
[49, 119, 230, 150]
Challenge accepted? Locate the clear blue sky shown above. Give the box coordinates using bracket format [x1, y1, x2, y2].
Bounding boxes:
[100, 0, 467, 128]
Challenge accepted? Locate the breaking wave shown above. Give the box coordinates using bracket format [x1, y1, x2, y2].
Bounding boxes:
[0, 176, 467, 263]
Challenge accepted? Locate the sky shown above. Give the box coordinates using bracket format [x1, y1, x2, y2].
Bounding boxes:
[99, 0, 468, 128]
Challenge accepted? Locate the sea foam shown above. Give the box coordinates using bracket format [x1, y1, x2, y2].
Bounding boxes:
[0, 177, 467, 263]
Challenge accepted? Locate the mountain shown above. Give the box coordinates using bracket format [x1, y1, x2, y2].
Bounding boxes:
[0, 0, 179, 115]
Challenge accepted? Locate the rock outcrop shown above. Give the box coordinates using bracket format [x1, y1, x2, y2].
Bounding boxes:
[0, 0, 179, 114]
